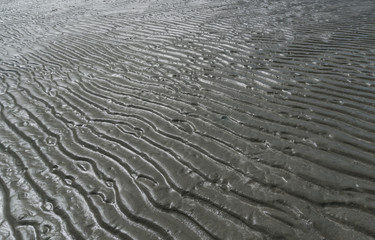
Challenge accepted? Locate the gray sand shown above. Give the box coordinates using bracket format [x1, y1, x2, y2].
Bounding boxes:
[1, 0, 375, 239]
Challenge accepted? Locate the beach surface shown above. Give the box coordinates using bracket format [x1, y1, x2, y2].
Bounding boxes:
[1, 0, 375, 239]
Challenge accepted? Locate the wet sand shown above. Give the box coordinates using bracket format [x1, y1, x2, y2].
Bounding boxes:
[1, 0, 375, 239]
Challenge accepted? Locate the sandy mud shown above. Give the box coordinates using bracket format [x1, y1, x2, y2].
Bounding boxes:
[1, 0, 375, 239]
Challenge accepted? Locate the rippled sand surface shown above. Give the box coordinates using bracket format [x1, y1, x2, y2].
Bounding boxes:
[1, 0, 375, 239]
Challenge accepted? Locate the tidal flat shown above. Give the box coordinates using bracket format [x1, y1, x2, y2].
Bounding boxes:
[1, 0, 375, 239]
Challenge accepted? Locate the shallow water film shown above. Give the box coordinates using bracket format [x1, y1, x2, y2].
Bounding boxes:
[1, 0, 375, 239]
